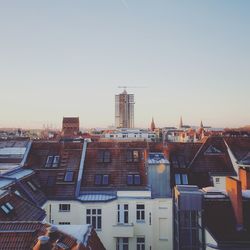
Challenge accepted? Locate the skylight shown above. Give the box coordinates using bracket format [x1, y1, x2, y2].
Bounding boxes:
[204, 145, 222, 155]
[1, 202, 14, 214]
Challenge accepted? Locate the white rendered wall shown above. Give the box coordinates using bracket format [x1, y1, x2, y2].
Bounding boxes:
[43, 197, 172, 250]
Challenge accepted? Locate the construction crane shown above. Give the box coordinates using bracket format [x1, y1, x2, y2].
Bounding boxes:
[118, 86, 147, 92]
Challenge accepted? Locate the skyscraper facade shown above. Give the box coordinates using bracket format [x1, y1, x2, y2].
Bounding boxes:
[115, 90, 134, 128]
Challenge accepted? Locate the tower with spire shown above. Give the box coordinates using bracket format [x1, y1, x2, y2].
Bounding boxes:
[150, 117, 156, 131]
[179, 116, 183, 129]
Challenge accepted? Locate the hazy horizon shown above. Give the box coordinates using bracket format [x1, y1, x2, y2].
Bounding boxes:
[1, 1, 250, 129]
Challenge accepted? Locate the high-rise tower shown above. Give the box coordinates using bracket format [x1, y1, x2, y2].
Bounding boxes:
[115, 90, 134, 128]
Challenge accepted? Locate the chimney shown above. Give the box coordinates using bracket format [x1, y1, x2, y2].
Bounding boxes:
[48, 225, 59, 241]
[226, 177, 243, 231]
[239, 167, 250, 190]
[33, 236, 52, 250]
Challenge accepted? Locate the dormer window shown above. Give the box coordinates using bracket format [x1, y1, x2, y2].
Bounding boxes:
[127, 150, 140, 163]
[64, 171, 74, 182]
[53, 156, 60, 167]
[127, 174, 141, 185]
[95, 174, 109, 185]
[45, 155, 60, 168]
[27, 181, 37, 192]
[175, 174, 188, 185]
[45, 156, 53, 167]
[97, 150, 111, 163]
[204, 145, 222, 155]
[1, 202, 14, 214]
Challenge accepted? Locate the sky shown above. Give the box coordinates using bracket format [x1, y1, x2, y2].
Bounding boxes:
[0, 0, 250, 129]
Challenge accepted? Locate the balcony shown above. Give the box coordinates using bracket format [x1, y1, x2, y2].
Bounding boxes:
[112, 223, 134, 238]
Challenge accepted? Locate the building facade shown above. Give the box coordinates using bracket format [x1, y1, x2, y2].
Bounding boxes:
[115, 90, 134, 128]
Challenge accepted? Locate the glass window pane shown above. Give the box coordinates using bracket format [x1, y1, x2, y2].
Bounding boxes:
[127, 151, 133, 162]
[102, 175, 109, 185]
[124, 211, 128, 223]
[92, 216, 96, 228]
[182, 174, 188, 184]
[95, 175, 102, 185]
[64, 171, 74, 182]
[97, 216, 102, 229]
[133, 150, 139, 162]
[175, 174, 181, 185]
[134, 175, 141, 185]
[86, 216, 91, 224]
[127, 175, 133, 185]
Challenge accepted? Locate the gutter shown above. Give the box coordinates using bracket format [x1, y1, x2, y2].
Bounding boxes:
[20, 140, 32, 167]
[75, 139, 88, 197]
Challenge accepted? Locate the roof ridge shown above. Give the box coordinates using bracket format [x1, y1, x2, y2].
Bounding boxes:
[188, 137, 209, 168]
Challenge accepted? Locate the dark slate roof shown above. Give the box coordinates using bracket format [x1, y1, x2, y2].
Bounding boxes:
[168, 142, 202, 168]
[225, 137, 250, 164]
[204, 197, 250, 247]
[189, 137, 235, 174]
[0, 191, 45, 221]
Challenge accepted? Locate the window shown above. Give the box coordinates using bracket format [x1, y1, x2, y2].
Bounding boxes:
[86, 208, 102, 230]
[64, 171, 74, 182]
[97, 150, 111, 163]
[136, 204, 145, 222]
[204, 145, 222, 155]
[59, 204, 70, 212]
[175, 174, 188, 185]
[45, 156, 54, 167]
[53, 156, 60, 167]
[127, 150, 140, 163]
[1, 202, 14, 214]
[27, 181, 37, 191]
[134, 175, 141, 185]
[45, 155, 60, 168]
[116, 237, 129, 250]
[95, 174, 109, 185]
[137, 237, 145, 250]
[127, 174, 141, 185]
[118, 204, 129, 224]
[215, 177, 220, 184]
[59, 222, 70, 225]
[14, 190, 21, 196]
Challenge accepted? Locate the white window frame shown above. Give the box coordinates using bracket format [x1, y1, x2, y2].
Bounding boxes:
[136, 204, 145, 222]
[116, 237, 129, 250]
[59, 204, 70, 212]
[86, 208, 102, 230]
[118, 204, 129, 224]
[136, 237, 145, 250]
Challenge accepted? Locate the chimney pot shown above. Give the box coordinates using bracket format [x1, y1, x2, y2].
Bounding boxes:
[38, 235, 50, 244]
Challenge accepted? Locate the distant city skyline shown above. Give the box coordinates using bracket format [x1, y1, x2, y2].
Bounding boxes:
[1, 1, 250, 129]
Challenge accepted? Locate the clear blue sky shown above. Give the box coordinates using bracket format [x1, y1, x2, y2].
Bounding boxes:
[0, 0, 250, 129]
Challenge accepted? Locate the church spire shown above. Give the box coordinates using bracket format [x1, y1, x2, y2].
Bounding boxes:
[200, 120, 204, 128]
[179, 116, 183, 129]
[151, 117, 156, 131]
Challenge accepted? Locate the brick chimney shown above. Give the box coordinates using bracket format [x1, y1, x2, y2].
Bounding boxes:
[226, 177, 243, 231]
[239, 167, 250, 190]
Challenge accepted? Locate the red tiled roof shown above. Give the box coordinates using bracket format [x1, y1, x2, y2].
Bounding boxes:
[25, 141, 82, 199]
[0, 222, 105, 250]
[81, 141, 148, 190]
